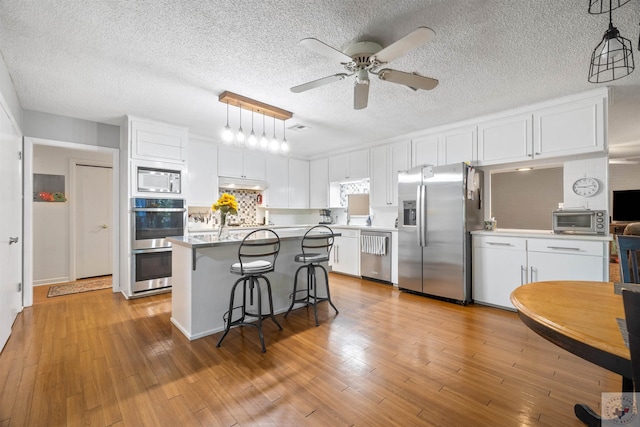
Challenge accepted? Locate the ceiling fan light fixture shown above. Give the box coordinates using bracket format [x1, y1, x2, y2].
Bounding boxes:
[356, 69, 370, 85]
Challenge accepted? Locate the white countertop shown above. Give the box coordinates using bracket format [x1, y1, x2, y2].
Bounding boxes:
[471, 228, 612, 241]
[172, 227, 341, 249]
[188, 223, 398, 234]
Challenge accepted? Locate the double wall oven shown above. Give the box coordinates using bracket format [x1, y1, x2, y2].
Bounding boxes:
[131, 198, 186, 293]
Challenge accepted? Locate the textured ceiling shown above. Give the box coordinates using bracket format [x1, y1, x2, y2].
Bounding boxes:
[0, 0, 639, 159]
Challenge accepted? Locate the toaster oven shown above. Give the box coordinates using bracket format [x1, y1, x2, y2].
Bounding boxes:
[552, 209, 607, 234]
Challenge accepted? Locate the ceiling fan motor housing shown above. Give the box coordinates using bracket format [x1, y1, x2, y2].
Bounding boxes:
[344, 41, 383, 70]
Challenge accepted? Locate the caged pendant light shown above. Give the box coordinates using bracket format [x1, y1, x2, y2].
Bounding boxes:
[588, 0, 634, 83]
[588, 0, 630, 14]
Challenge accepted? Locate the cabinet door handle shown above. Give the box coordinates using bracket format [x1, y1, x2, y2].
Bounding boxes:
[546, 246, 581, 251]
[487, 242, 513, 246]
[520, 265, 526, 285]
[530, 266, 537, 282]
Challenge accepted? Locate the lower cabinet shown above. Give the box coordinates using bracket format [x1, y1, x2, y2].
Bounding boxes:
[473, 234, 608, 310]
[329, 229, 360, 276]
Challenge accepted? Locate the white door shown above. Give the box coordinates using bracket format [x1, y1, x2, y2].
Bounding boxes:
[0, 107, 23, 351]
[75, 164, 113, 279]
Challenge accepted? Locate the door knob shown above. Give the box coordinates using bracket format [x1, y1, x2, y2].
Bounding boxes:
[101, 224, 108, 229]
[9, 237, 19, 245]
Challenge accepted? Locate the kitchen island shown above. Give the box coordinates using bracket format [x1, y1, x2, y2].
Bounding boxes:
[167, 228, 337, 340]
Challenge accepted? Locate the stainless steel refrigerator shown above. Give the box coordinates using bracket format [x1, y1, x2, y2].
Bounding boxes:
[397, 163, 483, 304]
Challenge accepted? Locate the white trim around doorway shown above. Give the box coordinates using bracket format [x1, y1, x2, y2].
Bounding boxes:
[23, 137, 120, 307]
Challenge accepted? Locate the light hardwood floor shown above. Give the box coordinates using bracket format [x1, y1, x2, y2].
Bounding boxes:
[1, 274, 620, 426]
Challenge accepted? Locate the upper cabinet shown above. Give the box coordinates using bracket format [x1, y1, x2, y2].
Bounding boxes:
[371, 141, 410, 207]
[412, 134, 439, 167]
[476, 90, 606, 166]
[289, 158, 310, 208]
[440, 126, 476, 165]
[309, 158, 329, 208]
[130, 118, 188, 164]
[533, 95, 605, 159]
[477, 113, 532, 166]
[186, 136, 218, 206]
[217, 146, 266, 180]
[263, 156, 309, 209]
[328, 149, 369, 182]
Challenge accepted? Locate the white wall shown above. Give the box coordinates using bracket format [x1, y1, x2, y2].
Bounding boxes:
[0, 54, 22, 129]
[32, 145, 111, 285]
[563, 155, 609, 211]
[24, 110, 119, 148]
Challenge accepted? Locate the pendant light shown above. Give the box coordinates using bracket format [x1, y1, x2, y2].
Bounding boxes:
[280, 119, 289, 154]
[588, 0, 634, 83]
[246, 109, 257, 149]
[588, 0, 630, 14]
[221, 101, 233, 144]
[259, 112, 269, 150]
[235, 105, 245, 146]
[269, 115, 280, 152]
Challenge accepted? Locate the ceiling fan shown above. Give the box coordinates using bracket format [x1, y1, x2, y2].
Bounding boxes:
[291, 27, 439, 110]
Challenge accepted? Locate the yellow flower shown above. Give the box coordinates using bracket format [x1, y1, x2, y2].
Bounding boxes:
[212, 193, 238, 215]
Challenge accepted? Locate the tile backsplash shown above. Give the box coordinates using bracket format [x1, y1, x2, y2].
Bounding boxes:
[188, 189, 261, 226]
[339, 180, 369, 207]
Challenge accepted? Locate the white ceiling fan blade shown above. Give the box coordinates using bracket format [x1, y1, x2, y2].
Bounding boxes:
[354, 81, 369, 110]
[378, 69, 439, 90]
[372, 27, 436, 64]
[290, 73, 349, 93]
[300, 38, 353, 64]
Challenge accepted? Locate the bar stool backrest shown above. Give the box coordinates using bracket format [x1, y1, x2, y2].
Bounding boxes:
[301, 225, 335, 259]
[622, 289, 640, 390]
[236, 229, 280, 275]
[617, 235, 640, 284]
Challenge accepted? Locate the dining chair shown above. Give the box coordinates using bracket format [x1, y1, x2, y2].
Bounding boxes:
[616, 235, 640, 284]
[622, 289, 640, 392]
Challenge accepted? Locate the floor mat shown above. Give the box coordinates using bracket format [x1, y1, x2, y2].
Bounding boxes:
[47, 276, 112, 297]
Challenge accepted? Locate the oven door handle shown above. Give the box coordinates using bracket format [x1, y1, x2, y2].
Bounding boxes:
[133, 247, 173, 254]
[133, 207, 186, 212]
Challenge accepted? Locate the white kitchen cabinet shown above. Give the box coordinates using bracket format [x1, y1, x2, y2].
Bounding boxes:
[309, 158, 329, 208]
[130, 118, 188, 164]
[412, 134, 439, 167]
[186, 136, 218, 206]
[472, 234, 608, 310]
[533, 95, 606, 159]
[476, 114, 532, 166]
[328, 149, 369, 182]
[329, 228, 360, 276]
[264, 155, 289, 208]
[371, 141, 410, 207]
[526, 238, 606, 282]
[439, 126, 476, 165]
[473, 236, 527, 309]
[288, 158, 309, 208]
[217, 146, 266, 180]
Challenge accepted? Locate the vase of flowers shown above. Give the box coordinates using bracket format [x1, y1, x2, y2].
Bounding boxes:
[212, 193, 238, 239]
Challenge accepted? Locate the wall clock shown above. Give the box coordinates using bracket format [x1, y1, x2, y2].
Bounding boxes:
[572, 177, 599, 197]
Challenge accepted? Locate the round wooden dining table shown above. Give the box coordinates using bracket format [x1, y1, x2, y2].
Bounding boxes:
[511, 280, 632, 426]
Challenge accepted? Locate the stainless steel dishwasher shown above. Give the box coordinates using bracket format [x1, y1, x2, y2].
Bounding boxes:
[360, 230, 392, 283]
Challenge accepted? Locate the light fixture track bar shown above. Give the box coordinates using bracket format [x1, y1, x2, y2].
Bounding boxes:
[219, 91, 293, 121]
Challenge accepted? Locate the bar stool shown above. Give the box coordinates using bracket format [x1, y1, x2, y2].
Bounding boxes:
[284, 225, 339, 326]
[216, 229, 282, 353]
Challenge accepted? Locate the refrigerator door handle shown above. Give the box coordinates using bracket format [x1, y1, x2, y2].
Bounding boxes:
[416, 184, 427, 247]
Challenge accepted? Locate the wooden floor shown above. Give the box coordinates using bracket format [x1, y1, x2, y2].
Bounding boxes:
[1, 274, 620, 426]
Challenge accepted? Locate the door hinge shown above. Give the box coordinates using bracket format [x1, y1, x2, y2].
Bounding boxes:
[18, 151, 22, 160]
[17, 282, 22, 292]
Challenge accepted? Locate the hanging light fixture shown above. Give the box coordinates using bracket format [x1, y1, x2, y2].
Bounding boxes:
[269, 115, 280, 152]
[259, 112, 269, 150]
[588, 0, 635, 83]
[246, 109, 257, 149]
[235, 105, 245, 146]
[221, 101, 234, 144]
[280, 119, 289, 154]
[588, 0, 630, 14]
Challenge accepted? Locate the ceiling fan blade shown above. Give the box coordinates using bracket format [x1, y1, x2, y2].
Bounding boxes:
[372, 27, 436, 64]
[290, 73, 349, 93]
[378, 69, 439, 91]
[354, 81, 369, 110]
[300, 38, 353, 64]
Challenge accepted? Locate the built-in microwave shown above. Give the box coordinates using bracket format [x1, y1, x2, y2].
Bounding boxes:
[552, 209, 607, 234]
[137, 166, 181, 194]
